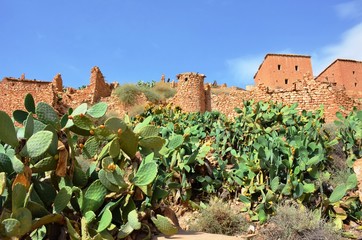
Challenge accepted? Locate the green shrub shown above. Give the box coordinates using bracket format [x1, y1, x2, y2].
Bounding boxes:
[153, 82, 176, 99]
[189, 198, 248, 236]
[114, 83, 141, 105]
[113, 82, 175, 106]
[261, 201, 341, 240]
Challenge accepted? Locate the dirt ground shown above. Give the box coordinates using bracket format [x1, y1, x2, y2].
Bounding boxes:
[153, 231, 251, 240]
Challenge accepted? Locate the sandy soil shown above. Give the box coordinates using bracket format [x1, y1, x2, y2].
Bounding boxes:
[153, 230, 253, 240]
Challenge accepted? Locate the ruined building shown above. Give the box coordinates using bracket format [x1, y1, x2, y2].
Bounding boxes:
[0, 66, 113, 117]
[254, 54, 313, 89]
[172, 72, 209, 112]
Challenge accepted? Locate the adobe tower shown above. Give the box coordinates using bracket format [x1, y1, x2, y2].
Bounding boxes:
[173, 72, 206, 112]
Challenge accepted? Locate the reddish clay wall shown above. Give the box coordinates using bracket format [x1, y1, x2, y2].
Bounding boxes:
[0, 78, 57, 116]
[254, 54, 313, 90]
[315, 59, 362, 93]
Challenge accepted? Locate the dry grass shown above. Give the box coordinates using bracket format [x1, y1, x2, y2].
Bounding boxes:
[260, 201, 341, 240]
[189, 198, 248, 236]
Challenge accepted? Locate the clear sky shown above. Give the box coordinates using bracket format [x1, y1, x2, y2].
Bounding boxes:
[1, 0, 362, 88]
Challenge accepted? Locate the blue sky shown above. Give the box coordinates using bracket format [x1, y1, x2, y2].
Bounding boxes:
[1, 0, 362, 88]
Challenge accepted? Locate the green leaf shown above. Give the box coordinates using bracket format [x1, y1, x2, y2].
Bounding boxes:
[0, 111, 19, 147]
[84, 211, 96, 224]
[32, 156, 57, 173]
[329, 185, 347, 203]
[82, 180, 107, 213]
[270, 177, 280, 192]
[53, 186, 72, 213]
[104, 117, 127, 133]
[97, 208, 112, 232]
[0, 153, 14, 173]
[36, 102, 60, 129]
[151, 215, 178, 236]
[239, 195, 251, 204]
[1, 218, 21, 237]
[24, 93, 35, 113]
[24, 113, 34, 139]
[303, 183, 316, 193]
[87, 102, 108, 118]
[133, 162, 157, 186]
[12, 183, 27, 211]
[82, 136, 99, 159]
[346, 174, 357, 190]
[136, 125, 159, 138]
[117, 222, 134, 239]
[26, 201, 50, 218]
[109, 138, 120, 158]
[20, 130, 54, 158]
[119, 128, 138, 158]
[139, 136, 166, 150]
[66, 217, 81, 240]
[168, 134, 184, 150]
[98, 169, 120, 192]
[11, 156, 24, 173]
[73, 115, 93, 131]
[11, 207, 32, 236]
[13, 110, 28, 124]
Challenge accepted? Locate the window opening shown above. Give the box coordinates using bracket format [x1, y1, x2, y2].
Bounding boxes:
[285, 79, 288, 84]
[353, 71, 355, 75]
[355, 82, 357, 87]
[295, 65, 299, 71]
[278, 64, 281, 70]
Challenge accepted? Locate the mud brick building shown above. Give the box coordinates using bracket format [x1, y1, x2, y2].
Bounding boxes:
[315, 59, 362, 99]
[254, 54, 313, 90]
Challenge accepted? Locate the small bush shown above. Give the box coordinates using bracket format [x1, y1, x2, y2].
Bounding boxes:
[153, 82, 176, 99]
[114, 82, 175, 106]
[261, 201, 341, 240]
[114, 84, 141, 105]
[189, 198, 248, 236]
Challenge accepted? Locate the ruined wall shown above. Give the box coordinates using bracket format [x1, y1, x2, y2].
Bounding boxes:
[57, 66, 113, 112]
[52, 73, 63, 92]
[210, 78, 360, 122]
[254, 54, 313, 90]
[0, 78, 56, 116]
[89, 66, 112, 102]
[172, 72, 207, 112]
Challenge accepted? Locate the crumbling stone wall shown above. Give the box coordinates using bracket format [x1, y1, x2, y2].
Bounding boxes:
[0, 77, 57, 116]
[52, 73, 63, 92]
[60, 66, 112, 108]
[210, 77, 360, 121]
[172, 72, 207, 112]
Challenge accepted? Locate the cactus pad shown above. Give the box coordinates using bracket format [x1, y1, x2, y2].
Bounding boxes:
[151, 214, 178, 236]
[20, 130, 54, 158]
